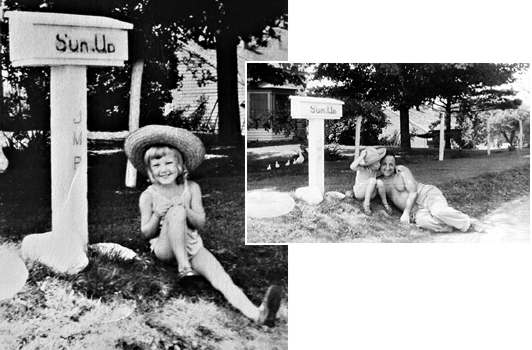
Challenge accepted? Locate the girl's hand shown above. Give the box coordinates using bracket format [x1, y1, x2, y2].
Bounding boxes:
[153, 201, 173, 217]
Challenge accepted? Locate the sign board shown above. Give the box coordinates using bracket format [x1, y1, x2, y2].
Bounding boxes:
[290, 96, 343, 120]
[6, 11, 133, 67]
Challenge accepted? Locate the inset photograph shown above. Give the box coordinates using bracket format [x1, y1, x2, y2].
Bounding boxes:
[246, 63, 530, 243]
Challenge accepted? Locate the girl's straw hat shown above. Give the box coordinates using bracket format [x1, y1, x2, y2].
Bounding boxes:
[124, 125, 205, 175]
[359, 146, 386, 166]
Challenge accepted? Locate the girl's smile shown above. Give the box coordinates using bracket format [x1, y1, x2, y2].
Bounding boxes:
[149, 153, 182, 185]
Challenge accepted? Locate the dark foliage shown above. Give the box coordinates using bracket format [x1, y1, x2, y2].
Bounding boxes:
[247, 63, 306, 89]
[323, 99, 387, 145]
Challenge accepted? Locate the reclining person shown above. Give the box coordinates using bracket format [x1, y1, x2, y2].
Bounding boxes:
[380, 154, 483, 233]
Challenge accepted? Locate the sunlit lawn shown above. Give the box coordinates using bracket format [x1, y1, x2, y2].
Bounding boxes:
[247, 145, 530, 243]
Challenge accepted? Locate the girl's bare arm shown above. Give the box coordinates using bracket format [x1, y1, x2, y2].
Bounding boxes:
[349, 149, 367, 172]
[184, 181, 206, 230]
[139, 191, 162, 239]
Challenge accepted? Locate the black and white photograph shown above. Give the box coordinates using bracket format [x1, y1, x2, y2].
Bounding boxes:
[1, 0, 532, 349]
[0, 1, 288, 349]
[246, 62, 530, 243]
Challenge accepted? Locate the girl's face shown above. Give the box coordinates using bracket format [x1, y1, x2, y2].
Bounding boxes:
[148, 150, 183, 185]
[380, 155, 396, 177]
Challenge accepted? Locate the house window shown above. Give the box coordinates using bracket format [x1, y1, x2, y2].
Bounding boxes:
[274, 93, 291, 115]
[248, 92, 270, 128]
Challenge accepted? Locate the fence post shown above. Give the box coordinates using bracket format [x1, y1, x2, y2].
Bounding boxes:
[355, 116, 362, 159]
[438, 112, 445, 161]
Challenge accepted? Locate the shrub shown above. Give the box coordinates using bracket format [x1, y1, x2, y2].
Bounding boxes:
[3, 130, 50, 170]
[163, 95, 213, 132]
[324, 143, 342, 161]
[324, 100, 388, 146]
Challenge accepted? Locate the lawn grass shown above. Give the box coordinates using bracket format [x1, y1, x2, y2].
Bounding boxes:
[247, 146, 530, 243]
[0, 146, 288, 349]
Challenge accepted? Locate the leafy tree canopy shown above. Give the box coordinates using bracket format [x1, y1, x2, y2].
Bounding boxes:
[145, 0, 288, 48]
[247, 63, 306, 89]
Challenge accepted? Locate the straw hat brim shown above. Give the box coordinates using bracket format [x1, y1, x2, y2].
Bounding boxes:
[124, 125, 205, 175]
[359, 147, 386, 166]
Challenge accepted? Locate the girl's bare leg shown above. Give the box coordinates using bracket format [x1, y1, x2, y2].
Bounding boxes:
[158, 205, 192, 272]
[363, 177, 377, 215]
[191, 247, 260, 321]
[376, 179, 392, 214]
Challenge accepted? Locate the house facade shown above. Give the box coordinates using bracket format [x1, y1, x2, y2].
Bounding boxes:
[247, 83, 305, 142]
[166, 28, 288, 134]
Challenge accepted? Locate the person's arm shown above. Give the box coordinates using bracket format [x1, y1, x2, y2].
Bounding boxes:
[183, 181, 206, 230]
[396, 165, 418, 224]
[139, 191, 164, 239]
[349, 149, 367, 172]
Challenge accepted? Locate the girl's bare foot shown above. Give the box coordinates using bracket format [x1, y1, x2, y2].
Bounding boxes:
[383, 203, 393, 215]
[363, 203, 372, 215]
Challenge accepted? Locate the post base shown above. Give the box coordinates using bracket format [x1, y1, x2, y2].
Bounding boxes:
[294, 186, 323, 205]
[21, 231, 88, 275]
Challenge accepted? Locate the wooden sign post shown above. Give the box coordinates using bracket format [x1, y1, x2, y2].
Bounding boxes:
[6, 11, 132, 274]
[486, 113, 491, 156]
[438, 113, 445, 161]
[0, 131, 8, 173]
[354, 116, 362, 159]
[290, 96, 343, 195]
[519, 118, 523, 150]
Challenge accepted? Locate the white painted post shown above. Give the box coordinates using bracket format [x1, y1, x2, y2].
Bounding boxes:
[355, 116, 362, 159]
[486, 115, 491, 156]
[6, 11, 132, 274]
[438, 112, 445, 161]
[519, 118, 523, 150]
[308, 118, 325, 193]
[125, 59, 144, 188]
[290, 96, 343, 200]
[51, 66, 88, 248]
[0, 132, 8, 173]
[18, 66, 91, 274]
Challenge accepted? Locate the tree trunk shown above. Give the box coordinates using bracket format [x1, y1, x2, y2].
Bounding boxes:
[0, 38, 5, 173]
[125, 58, 145, 188]
[399, 105, 411, 151]
[215, 29, 242, 145]
[445, 100, 452, 149]
[0, 36, 4, 126]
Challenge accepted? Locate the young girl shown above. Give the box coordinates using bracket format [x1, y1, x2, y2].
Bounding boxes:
[350, 146, 392, 215]
[124, 125, 282, 326]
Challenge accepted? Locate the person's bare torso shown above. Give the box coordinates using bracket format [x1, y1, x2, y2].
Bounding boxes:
[382, 167, 415, 210]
